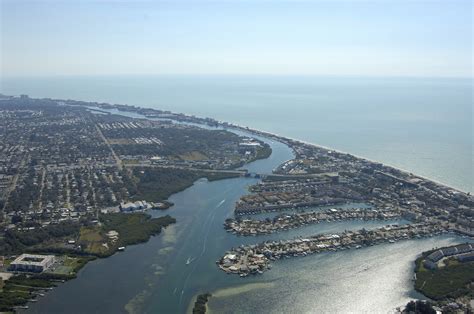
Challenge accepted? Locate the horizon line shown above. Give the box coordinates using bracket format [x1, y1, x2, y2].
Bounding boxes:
[1, 73, 473, 80]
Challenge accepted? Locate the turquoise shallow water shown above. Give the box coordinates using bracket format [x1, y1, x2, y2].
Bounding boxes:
[1, 75, 472, 192]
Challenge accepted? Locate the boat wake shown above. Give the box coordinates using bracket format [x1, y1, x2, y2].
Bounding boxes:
[216, 199, 226, 208]
[178, 198, 221, 306]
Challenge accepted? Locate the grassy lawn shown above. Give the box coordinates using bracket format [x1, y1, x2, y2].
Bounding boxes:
[179, 151, 208, 161]
[79, 227, 104, 242]
[63, 256, 83, 269]
[51, 265, 74, 275]
[79, 226, 110, 255]
[85, 242, 110, 256]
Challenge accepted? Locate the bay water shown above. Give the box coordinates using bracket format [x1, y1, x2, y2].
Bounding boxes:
[2, 76, 472, 313]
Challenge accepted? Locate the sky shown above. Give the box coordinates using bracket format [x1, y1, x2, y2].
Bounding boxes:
[0, 0, 472, 77]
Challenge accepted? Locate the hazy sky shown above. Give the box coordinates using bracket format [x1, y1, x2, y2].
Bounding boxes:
[1, 0, 472, 77]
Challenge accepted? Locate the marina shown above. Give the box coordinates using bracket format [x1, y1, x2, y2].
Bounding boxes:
[225, 207, 402, 236]
[218, 222, 451, 276]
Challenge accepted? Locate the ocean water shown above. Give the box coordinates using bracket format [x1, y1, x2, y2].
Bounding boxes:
[1, 75, 472, 192]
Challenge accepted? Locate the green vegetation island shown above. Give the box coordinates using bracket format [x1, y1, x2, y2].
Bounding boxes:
[192, 293, 212, 314]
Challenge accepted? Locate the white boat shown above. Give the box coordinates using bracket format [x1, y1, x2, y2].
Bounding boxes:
[186, 257, 194, 265]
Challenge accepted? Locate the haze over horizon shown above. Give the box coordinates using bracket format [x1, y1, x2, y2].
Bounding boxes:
[1, 0, 472, 78]
[0, 1, 473, 313]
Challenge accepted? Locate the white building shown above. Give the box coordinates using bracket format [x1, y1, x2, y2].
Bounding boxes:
[10, 254, 55, 273]
[120, 200, 149, 212]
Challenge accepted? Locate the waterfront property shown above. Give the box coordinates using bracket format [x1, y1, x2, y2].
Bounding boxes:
[9, 254, 55, 273]
[218, 222, 449, 276]
[423, 243, 474, 270]
[120, 200, 149, 212]
[0, 95, 471, 313]
[413, 243, 474, 311]
[0, 95, 268, 238]
[225, 207, 401, 236]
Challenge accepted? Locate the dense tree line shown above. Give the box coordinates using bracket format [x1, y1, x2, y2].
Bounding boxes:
[103, 124, 242, 157]
[99, 213, 176, 249]
[0, 221, 81, 255]
[132, 167, 203, 201]
[0, 274, 57, 311]
[192, 293, 211, 314]
[403, 300, 436, 314]
[131, 167, 239, 202]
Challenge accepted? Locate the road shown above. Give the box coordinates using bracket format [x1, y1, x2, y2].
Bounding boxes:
[95, 124, 123, 170]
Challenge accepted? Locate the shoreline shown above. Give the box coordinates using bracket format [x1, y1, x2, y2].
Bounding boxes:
[76, 98, 470, 195]
[104, 103, 470, 194]
[2, 94, 471, 312]
[221, 123, 470, 195]
[187, 117, 470, 194]
[3, 92, 470, 194]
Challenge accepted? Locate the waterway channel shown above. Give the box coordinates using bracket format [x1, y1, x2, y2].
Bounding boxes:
[26, 110, 471, 314]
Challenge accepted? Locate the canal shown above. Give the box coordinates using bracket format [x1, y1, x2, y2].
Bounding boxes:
[27, 111, 470, 314]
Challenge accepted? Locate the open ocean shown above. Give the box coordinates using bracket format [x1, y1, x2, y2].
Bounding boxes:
[1, 75, 472, 192]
